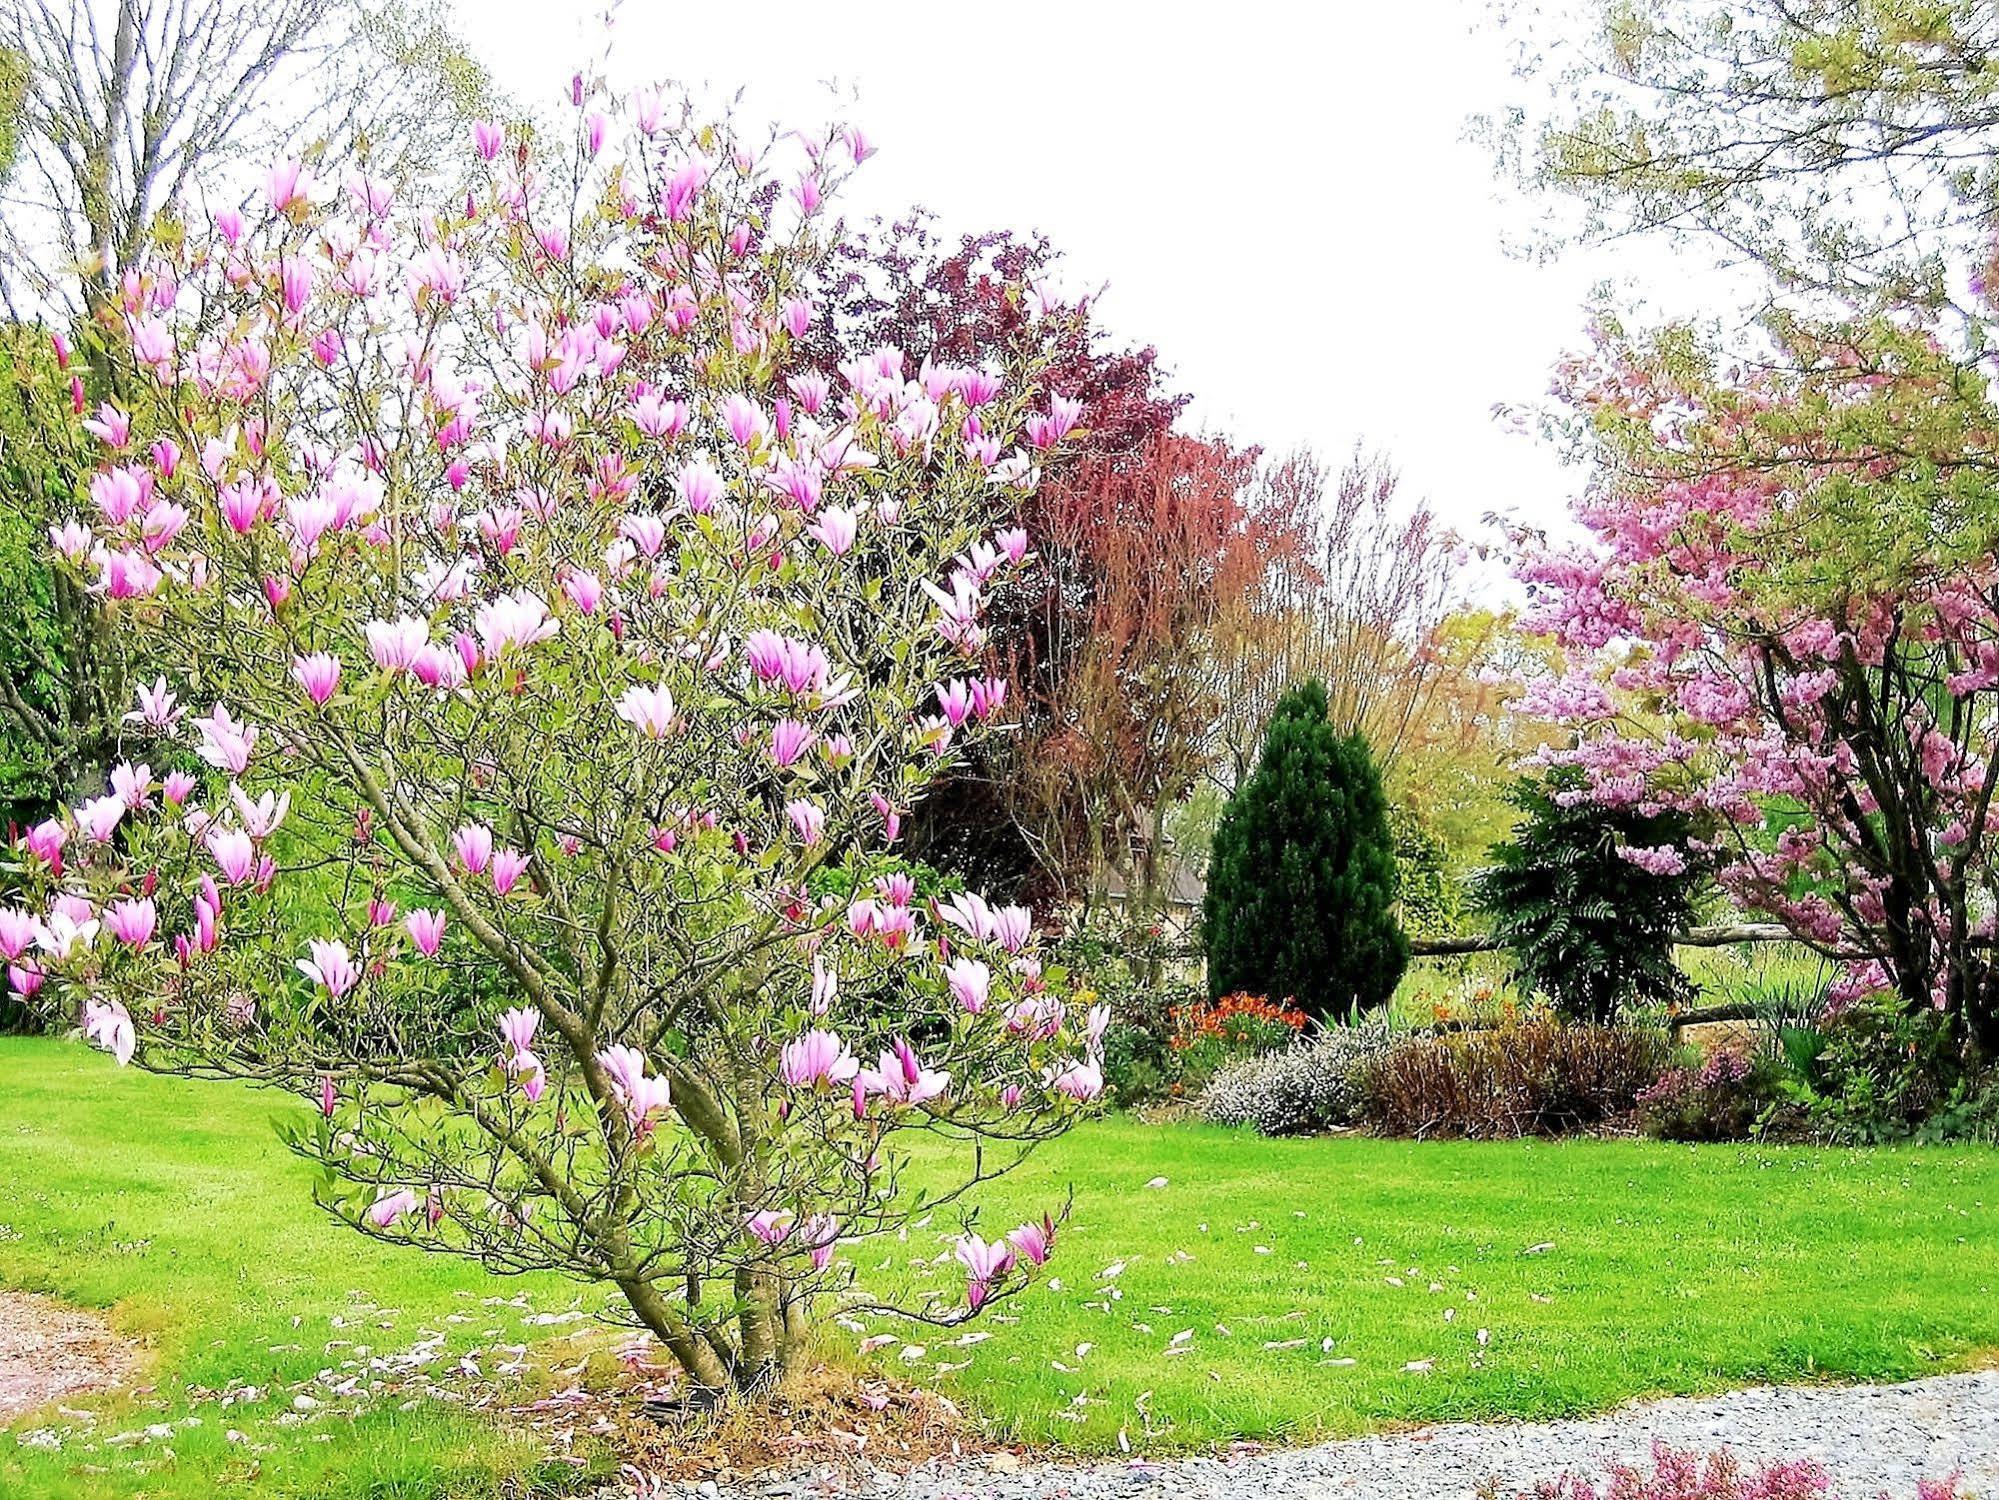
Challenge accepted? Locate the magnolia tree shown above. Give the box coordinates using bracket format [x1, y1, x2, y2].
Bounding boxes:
[0, 81, 1108, 1395]
[1518, 310, 1999, 1052]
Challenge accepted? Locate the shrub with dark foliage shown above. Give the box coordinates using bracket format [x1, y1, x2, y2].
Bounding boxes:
[1474, 769, 1703, 1024]
[1358, 1014, 1666, 1139]
[1202, 680, 1408, 1021]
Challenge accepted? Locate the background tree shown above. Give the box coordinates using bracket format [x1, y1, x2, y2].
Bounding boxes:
[1203, 448, 1510, 913]
[1474, 769, 1704, 1024]
[1494, 0, 1999, 307]
[1202, 680, 1408, 1020]
[811, 221, 1315, 913]
[0, 0, 496, 830]
[0, 0, 496, 315]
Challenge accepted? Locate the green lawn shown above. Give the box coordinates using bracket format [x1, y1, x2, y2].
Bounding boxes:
[5, 1036, 1999, 1496]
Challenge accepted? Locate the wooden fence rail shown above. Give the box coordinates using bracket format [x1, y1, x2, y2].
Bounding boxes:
[1407, 923, 1796, 958]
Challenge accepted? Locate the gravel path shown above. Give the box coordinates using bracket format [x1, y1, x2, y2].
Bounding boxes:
[673, 1370, 1999, 1499]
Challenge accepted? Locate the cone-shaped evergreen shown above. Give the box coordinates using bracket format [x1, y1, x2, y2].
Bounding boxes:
[1202, 680, 1409, 1019]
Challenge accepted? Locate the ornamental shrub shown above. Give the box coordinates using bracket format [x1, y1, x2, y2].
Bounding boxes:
[1474, 768, 1703, 1024]
[1636, 1046, 1773, 1142]
[0, 83, 1105, 1396]
[1169, 991, 1308, 1090]
[1199, 1017, 1393, 1135]
[1202, 680, 1408, 1021]
[1357, 1013, 1666, 1138]
[1508, 1439, 1959, 1500]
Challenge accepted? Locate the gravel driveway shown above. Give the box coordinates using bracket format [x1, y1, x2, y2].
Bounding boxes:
[670, 1369, 1998, 1499]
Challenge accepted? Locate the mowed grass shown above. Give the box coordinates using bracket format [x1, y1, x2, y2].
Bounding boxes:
[4, 1037, 1999, 1493]
[0, 1039, 587, 1500]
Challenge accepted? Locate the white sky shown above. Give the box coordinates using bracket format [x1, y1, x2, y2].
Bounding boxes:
[450, 0, 1740, 551]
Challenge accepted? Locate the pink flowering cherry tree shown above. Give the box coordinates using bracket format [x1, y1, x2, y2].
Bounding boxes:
[1518, 311, 1999, 1052]
[3, 80, 1106, 1395]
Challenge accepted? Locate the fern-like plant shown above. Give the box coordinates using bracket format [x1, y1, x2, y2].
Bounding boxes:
[1473, 769, 1703, 1023]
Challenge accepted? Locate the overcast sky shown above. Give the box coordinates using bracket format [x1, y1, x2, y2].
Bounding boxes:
[449, 0, 1738, 550]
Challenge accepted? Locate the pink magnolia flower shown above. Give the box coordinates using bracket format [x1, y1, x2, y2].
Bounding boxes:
[1046, 1053, 1104, 1102]
[992, 905, 1033, 954]
[453, 824, 494, 876]
[266, 157, 310, 212]
[82, 402, 131, 448]
[676, 457, 722, 514]
[366, 1187, 420, 1228]
[598, 1043, 671, 1133]
[498, 1006, 538, 1063]
[937, 891, 998, 943]
[319, 1076, 337, 1118]
[870, 792, 903, 845]
[35, 908, 98, 961]
[807, 506, 858, 556]
[935, 678, 975, 728]
[857, 1037, 950, 1108]
[208, 827, 256, 885]
[104, 897, 157, 949]
[785, 799, 825, 846]
[405, 908, 446, 957]
[770, 719, 814, 768]
[193, 885, 221, 952]
[366, 617, 429, 672]
[779, 1028, 859, 1089]
[471, 120, 504, 159]
[810, 954, 838, 1016]
[632, 86, 664, 135]
[473, 590, 558, 658]
[293, 652, 341, 705]
[24, 819, 66, 872]
[1006, 1214, 1056, 1267]
[75, 794, 125, 843]
[127, 677, 181, 730]
[745, 1209, 793, 1246]
[0, 908, 35, 962]
[491, 848, 530, 895]
[297, 939, 359, 999]
[96, 548, 162, 598]
[955, 1233, 1015, 1311]
[720, 392, 765, 447]
[91, 466, 146, 524]
[83, 998, 135, 1066]
[803, 1213, 840, 1271]
[663, 157, 709, 221]
[229, 784, 290, 838]
[49, 520, 92, 560]
[944, 957, 991, 1014]
[162, 770, 197, 805]
[616, 684, 676, 739]
[219, 481, 263, 533]
[561, 569, 605, 614]
[192, 703, 258, 776]
[111, 761, 151, 809]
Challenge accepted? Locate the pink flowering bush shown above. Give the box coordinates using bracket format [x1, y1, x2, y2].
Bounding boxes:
[1521, 309, 1999, 1055]
[0, 79, 1106, 1394]
[1636, 1046, 1770, 1142]
[1500, 1441, 1960, 1500]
